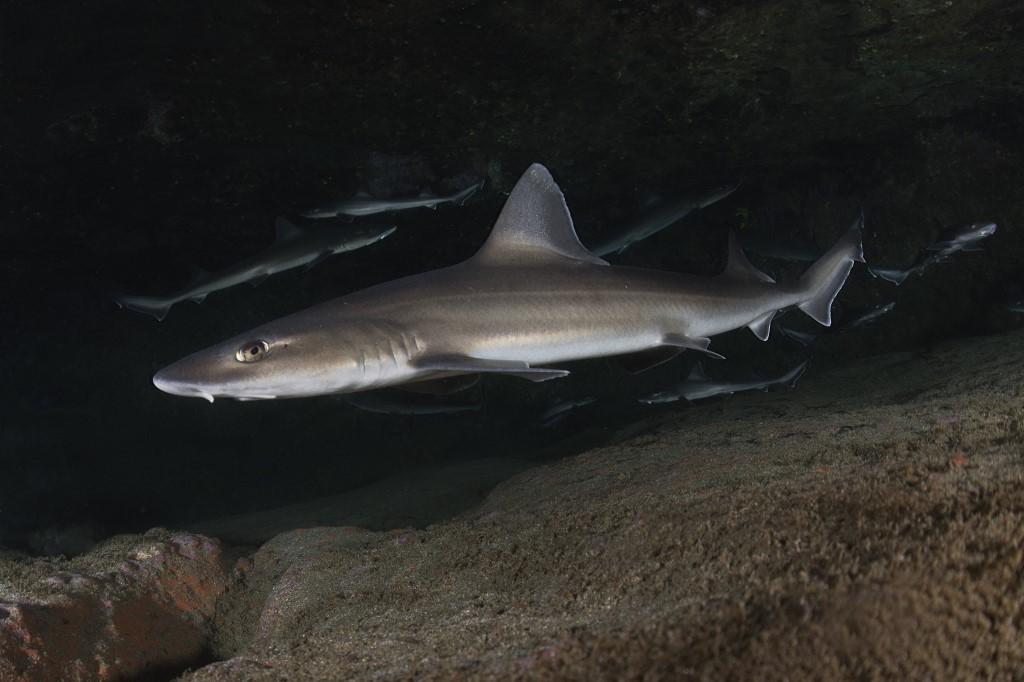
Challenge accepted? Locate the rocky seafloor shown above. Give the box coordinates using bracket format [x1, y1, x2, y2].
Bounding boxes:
[4, 326, 1023, 680]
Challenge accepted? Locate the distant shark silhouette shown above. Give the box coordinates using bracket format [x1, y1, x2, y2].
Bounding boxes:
[115, 218, 396, 321]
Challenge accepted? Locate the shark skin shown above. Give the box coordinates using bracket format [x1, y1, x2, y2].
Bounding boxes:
[589, 182, 737, 257]
[639, 361, 807, 404]
[152, 163, 863, 403]
[301, 182, 482, 219]
[115, 219, 397, 321]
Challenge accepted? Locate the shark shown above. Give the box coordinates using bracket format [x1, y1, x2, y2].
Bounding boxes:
[588, 182, 738, 257]
[152, 163, 863, 403]
[539, 396, 597, 427]
[301, 182, 482, 219]
[115, 218, 397, 321]
[639, 360, 807, 404]
[868, 221, 997, 286]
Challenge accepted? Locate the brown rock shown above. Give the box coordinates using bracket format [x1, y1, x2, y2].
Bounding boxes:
[0, 531, 230, 681]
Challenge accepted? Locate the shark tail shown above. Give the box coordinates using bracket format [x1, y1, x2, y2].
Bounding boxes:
[114, 294, 174, 321]
[796, 214, 865, 326]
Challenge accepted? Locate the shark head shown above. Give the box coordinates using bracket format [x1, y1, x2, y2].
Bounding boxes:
[961, 221, 997, 242]
[153, 315, 410, 402]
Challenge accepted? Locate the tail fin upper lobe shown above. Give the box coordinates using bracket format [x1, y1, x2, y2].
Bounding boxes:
[797, 213, 865, 326]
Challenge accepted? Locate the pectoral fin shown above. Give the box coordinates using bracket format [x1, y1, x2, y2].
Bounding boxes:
[413, 355, 569, 382]
[397, 374, 482, 395]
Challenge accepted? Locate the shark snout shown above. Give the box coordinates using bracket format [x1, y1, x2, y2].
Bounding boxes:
[153, 364, 216, 403]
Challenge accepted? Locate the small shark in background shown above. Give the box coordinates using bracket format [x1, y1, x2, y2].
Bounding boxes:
[841, 301, 896, 330]
[589, 182, 738, 257]
[639, 361, 807, 404]
[344, 390, 481, 415]
[152, 163, 862, 403]
[539, 396, 597, 427]
[301, 182, 482, 219]
[115, 218, 397, 321]
[927, 221, 997, 257]
[776, 301, 895, 345]
[869, 221, 997, 285]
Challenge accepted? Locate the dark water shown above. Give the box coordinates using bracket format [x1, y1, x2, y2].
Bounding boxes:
[2, 1, 1022, 554]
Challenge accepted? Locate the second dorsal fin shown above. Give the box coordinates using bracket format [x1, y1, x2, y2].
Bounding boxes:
[723, 231, 775, 283]
[472, 164, 608, 266]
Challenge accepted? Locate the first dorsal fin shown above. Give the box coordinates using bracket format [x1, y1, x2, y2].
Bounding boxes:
[472, 164, 608, 266]
[275, 216, 303, 241]
[724, 231, 775, 283]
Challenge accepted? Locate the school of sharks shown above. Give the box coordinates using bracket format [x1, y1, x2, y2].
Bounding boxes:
[117, 163, 997, 413]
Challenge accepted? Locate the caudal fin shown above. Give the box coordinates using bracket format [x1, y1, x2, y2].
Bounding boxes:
[113, 294, 174, 321]
[797, 213, 865, 326]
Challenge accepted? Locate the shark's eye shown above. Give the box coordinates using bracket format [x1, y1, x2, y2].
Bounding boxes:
[235, 340, 270, 363]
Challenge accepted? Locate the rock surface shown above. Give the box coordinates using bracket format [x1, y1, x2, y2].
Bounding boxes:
[0, 531, 231, 681]
[175, 328, 1024, 680]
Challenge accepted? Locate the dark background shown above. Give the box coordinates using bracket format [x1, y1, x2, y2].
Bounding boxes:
[2, 0, 1023, 552]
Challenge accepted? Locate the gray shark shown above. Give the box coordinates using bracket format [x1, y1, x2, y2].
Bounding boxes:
[152, 164, 863, 403]
[301, 182, 482, 219]
[926, 221, 997, 258]
[869, 221, 996, 286]
[540, 396, 597, 427]
[640, 360, 807, 404]
[589, 182, 737, 257]
[116, 218, 396, 321]
[842, 301, 896, 329]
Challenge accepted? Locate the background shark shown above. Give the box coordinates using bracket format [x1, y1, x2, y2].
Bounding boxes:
[640, 360, 807, 404]
[301, 182, 482, 218]
[868, 221, 997, 285]
[152, 163, 864, 402]
[589, 182, 737, 256]
[115, 218, 396, 321]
